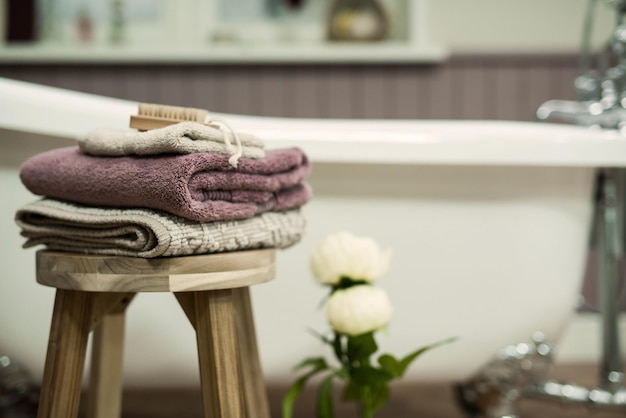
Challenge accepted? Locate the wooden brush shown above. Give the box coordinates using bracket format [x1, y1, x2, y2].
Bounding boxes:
[129, 102, 209, 131]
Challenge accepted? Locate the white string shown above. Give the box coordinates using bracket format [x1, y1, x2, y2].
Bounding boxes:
[206, 117, 243, 168]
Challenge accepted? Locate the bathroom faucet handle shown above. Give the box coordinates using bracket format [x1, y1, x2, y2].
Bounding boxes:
[536, 99, 626, 129]
[536, 99, 602, 123]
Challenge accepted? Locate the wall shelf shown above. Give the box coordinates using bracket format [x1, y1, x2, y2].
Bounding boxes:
[0, 42, 449, 65]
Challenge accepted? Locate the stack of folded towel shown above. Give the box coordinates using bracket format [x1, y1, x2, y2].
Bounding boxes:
[15, 121, 312, 258]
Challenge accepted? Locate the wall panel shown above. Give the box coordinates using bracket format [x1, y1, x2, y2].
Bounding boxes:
[0, 53, 580, 121]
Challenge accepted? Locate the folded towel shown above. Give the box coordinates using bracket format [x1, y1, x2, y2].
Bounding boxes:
[78, 121, 266, 160]
[15, 199, 306, 258]
[20, 146, 312, 222]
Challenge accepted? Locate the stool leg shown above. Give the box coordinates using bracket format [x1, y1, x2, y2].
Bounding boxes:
[37, 289, 95, 418]
[194, 289, 245, 418]
[233, 287, 271, 418]
[87, 295, 134, 418]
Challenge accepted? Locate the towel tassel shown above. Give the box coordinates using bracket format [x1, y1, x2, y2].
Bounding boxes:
[207, 117, 243, 168]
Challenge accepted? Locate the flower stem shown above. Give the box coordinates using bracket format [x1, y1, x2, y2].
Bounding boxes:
[332, 332, 347, 366]
[356, 400, 374, 418]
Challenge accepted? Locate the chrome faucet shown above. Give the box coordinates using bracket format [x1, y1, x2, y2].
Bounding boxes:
[537, 0, 626, 131]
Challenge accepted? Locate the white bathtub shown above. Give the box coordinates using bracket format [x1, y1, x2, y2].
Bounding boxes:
[1, 77, 625, 385]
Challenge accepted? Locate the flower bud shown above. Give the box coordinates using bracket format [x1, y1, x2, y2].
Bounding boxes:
[325, 285, 393, 336]
[310, 231, 392, 285]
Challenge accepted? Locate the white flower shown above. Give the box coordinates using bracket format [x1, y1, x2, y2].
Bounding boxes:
[325, 285, 393, 336]
[310, 231, 392, 285]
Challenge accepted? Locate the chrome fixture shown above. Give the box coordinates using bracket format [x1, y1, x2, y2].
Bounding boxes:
[457, 334, 626, 418]
[537, 0, 626, 130]
[455, 334, 554, 418]
[458, 2, 626, 417]
[457, 169, 625, 418]
[460, 176, 626, 418]
[538, 1, 626, 406]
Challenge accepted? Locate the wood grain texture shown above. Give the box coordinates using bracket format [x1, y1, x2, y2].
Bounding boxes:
[174, 292, 197, 328]
[37, 290, 96, 418]
[88, 293, 135, 331]
[36, 249, 276, 292]
[37, 291, 136, 418]
[233, 287, 271, 418]
[35, 249, 276, 417]
[175, 288, 271, 418]
[194, 289, 245, 418]
[87, 306, 131, 418]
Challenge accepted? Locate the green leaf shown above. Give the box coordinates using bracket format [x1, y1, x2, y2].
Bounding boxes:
[307, 328, 333, 345]
[333, 333, 344, 363]
[381, 337, 457, 378]
[282, 376, 308, 418]
[366, 383, 390, 414]
[283, 360, 330, 418]
[341, 379, 361, 401]
[377, 354, 402, 377]
[343, 379, 390, 417]
[333, 277, 369, 291]
[335, 366, 349, 380]
[294, 356, 328, 372]
[347, 332, 378, 363]
[316, 374, 335, 418]
[350, 365, 394, 386]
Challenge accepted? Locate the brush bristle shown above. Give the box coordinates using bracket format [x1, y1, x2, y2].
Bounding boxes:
[137, 103, 208, 122]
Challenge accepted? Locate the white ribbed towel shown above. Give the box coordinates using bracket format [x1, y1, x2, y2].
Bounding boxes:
[15, 199, 305, 258]
[78, 121, 265, 159]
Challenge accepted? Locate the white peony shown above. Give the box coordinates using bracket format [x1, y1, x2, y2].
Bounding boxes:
[325, 285, 393, 336]
[310, 231, 392, 285]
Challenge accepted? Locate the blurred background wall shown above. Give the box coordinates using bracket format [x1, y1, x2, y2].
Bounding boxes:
[0, 0, 618, 122]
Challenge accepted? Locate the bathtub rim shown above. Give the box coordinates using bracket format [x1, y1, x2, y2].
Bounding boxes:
[3, 76, 626, 168]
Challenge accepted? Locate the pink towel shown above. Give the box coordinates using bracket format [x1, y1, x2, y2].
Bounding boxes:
[20, 146, 312, 222]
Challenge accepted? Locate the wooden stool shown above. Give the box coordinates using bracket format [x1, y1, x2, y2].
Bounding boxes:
[34, 249, 276, 418]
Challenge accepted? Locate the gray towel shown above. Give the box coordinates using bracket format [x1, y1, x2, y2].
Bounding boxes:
[78, 121, 265, 159]
[15, 199, 306, 258]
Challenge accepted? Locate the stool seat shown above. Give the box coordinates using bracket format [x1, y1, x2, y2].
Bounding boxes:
[34, 249, 276, 418]
[37, 249, 276, 292]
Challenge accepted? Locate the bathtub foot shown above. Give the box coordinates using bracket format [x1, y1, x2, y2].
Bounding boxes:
[455, 333, 554, 418]
[456, 332, 626, 416]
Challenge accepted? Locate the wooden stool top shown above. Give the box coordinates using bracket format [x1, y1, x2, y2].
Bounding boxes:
[36, 249, 276, 292]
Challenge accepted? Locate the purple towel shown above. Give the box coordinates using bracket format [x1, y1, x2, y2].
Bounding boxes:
[20, 146, 312, 222]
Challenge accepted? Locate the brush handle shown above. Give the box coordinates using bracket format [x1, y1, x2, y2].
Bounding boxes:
[129, 115, 183, 131]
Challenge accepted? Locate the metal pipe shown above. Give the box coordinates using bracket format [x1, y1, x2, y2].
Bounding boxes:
[525, 380, 626, 408]
[597, 169, 625, 393]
